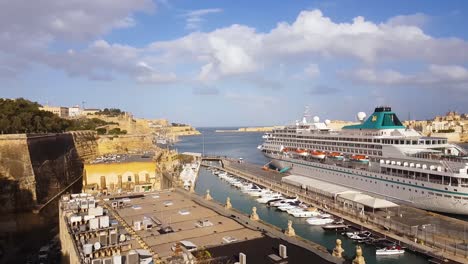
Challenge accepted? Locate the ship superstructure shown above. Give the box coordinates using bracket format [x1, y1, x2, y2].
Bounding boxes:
[260, 107, 468, 214]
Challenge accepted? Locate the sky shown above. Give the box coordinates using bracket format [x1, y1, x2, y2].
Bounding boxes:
[1, 0, 468, 126]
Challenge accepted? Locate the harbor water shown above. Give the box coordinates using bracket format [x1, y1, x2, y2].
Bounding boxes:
[176, 128, 433, 264]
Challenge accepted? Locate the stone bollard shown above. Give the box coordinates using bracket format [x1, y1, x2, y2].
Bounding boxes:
[332, 239, 344, 258]
[205, 189, 213, 200]
[225, 197, 232, 209]
[352, 246, 365, 264]
[284, 220, 295, 237]
[250, 206, 259, 221]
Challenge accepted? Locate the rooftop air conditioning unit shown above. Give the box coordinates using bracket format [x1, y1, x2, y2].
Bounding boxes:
[430, 165, 436, 170]
[89, 218, 99, 230]
[403, 162, 408, 167]
[103, 258, 112, 264]
[109, 230, 118, 245]
[99, 232, 108, 246]
[437, 166, 442, 172]
[279, 244, 287, 258]
[396, 162, 401, 166]
[113, 255, 122, 264]
[127, 250, 139, 264]
[410, 163, 415, 168]
[83, 244, 93, 256]
[239, 253, 247, 264]
[391, 161, 396, 165]
[422, 164, 427, 169]
[416, 164, 421, 168]
[99, 216, 109, 228]
[133, 221, 141, 231]
[91, 259, 102, 264]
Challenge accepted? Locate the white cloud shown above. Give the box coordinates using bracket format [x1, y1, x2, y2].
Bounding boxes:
[1, 5, 468, 90]
[150, 9, 468, 83]
[386, 13, 429, 28]
[183, 8, 223, 30]
[346, 64, 468, 88]
[304, 64, 320, 78]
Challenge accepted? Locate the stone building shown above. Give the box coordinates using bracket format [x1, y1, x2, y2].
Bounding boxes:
[83, 155, 161, 194]
[39, 105, 69, 118]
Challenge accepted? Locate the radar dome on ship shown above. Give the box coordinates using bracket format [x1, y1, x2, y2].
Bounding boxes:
[325, 119, 331, 125]
[357, 112, 367, 121]
[313, 116, 320, 123]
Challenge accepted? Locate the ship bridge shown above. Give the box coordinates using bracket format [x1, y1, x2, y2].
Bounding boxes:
[343, 106, 405, 130]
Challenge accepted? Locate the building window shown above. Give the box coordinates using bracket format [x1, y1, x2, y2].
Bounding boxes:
[128, 176, 132, 182]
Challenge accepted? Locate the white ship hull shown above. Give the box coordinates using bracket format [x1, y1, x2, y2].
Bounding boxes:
[265, 153, 468, 215]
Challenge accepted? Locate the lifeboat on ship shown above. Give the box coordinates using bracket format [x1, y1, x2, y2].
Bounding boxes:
[282, 148, 289, 153]
[350, 155, 369, 163]
[295, 149, 309, 157]
[328, 152, 344, 160]
[310, 150, 326, 159]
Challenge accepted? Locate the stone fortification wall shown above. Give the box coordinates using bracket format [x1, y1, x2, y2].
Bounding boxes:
[97, 134, 155, 155]
[0, 132, 98, 212]
[70, 131, 99, 162]
[27, 134, 84, 205]
[0, 134, 37, 212]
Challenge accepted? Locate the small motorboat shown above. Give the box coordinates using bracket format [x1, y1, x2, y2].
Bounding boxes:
[306, 216, 334, 226]
[288, 209, 321, 218]
[376, 245, 405, 256]
[322, 219, 348, 231]
[345, 230, 372, 241]
[257, 193, 284, 203]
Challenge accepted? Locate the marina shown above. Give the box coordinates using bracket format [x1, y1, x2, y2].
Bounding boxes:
[176, 128, 468, 264]
[195, 165, 426, 264]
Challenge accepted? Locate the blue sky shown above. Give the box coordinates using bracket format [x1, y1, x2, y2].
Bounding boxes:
[1, 0, 467, 126]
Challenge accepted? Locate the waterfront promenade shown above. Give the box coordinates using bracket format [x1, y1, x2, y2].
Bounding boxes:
[201, 156, 468, 264]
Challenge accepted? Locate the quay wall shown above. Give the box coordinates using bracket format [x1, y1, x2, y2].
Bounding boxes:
[0, 132, 98, 213]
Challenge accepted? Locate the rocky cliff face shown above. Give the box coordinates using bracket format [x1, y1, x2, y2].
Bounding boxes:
[0, 131, 98, 213]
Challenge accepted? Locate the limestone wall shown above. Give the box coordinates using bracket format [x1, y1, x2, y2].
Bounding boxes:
[0, 134, 37, 212]
[0, 132, 97, 212]
[97, 134, 155, 155]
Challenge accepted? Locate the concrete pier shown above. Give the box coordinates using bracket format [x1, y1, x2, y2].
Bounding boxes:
[202, 157, 468, 264]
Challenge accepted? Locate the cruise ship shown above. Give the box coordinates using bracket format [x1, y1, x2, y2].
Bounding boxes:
[260, 107, 468, 215]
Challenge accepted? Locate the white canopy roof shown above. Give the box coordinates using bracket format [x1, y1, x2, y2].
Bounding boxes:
[338, 192, 399, 209]
[282, 175, 359, 198]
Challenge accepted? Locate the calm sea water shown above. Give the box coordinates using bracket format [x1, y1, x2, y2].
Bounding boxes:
[176, 128, 430, 264]
[174, 127, 269, 165]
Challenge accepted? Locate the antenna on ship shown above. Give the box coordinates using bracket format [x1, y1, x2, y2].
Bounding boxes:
[303, 106, 311, 124]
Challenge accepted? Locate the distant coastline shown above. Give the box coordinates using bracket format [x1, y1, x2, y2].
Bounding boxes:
[216, 126, 276, 133]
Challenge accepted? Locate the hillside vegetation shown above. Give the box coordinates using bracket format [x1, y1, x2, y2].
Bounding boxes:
[0, 98, 113, 134]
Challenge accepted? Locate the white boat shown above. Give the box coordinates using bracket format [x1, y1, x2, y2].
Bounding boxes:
[270, 198, 298, 207]
[257, 194, 283, 203]
[345, 231, 372, 241]
[376, 246, 405, 255]
[247, 189, 271, 197]
[277, 204, 299, 212]
[306, 216, 334, 225]
[287, 209, 321, 218]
